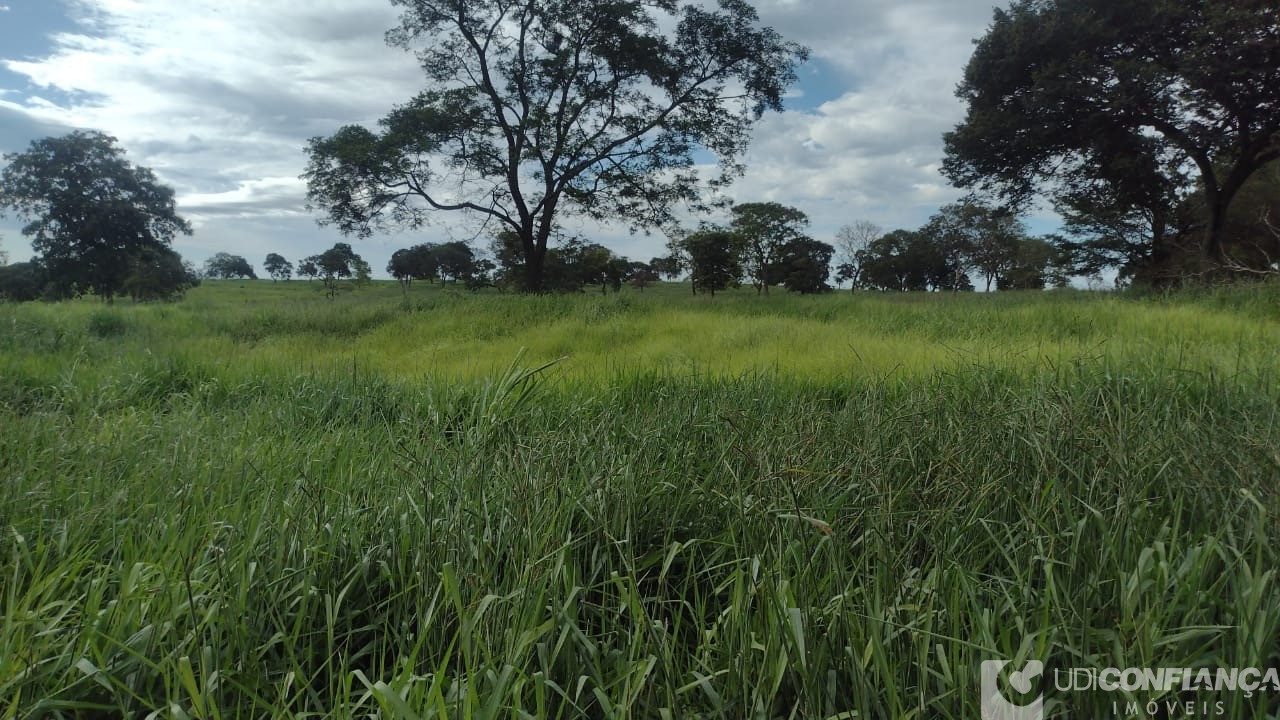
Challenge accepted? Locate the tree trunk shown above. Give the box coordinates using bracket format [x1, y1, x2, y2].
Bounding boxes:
[522, 244, 546, 293]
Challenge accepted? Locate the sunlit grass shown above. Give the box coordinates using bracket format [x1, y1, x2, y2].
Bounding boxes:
[2, 280, 1279, 718]
[6, 279, 1273, 383]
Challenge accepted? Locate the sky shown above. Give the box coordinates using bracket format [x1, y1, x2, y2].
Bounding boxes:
[0, 0, 1051, 277]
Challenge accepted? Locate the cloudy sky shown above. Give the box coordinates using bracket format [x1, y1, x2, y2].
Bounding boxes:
[0, 0, 1043, 276]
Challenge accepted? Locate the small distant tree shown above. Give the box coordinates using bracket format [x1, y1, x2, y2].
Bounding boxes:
[306, 242, 368, 298]
[778, 237, 835, 294]
[730, 202, 810, 295]
[264, 253, 293, 282]
[628, 262, 658, 291]
[433, 241, 476, 283]
[465, 258, 496, 291]
[354, 258, 373, 286]
[833, 220, 881, 290]
[387, 248, 417, 288]
[0, 131, 192, 302]
[920, 200, 1027, 292]
[204, 252, 257, 279]
[682, 230, 743, 296]
[297, 258, 319, 281]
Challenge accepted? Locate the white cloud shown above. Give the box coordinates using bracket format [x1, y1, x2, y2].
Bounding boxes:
[0, 0, 1017, 268]
[726, 0, 1002, 236]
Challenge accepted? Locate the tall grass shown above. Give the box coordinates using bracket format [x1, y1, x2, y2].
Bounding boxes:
[2, 281, 1279, 718]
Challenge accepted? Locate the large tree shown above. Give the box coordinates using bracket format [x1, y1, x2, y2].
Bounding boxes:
[303, 0, 807, 292]
[0, 131, 192, 301]
[729, 201, 810, 294]
[943, 0, 1280, 273]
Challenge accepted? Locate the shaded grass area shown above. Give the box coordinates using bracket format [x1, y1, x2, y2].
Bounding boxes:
[2, 282, 1280, 717]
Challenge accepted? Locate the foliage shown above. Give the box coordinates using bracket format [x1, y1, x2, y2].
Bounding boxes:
[730, 201, 810, 294]
[204, 252, 258, 280]
[0, 131, 192, 301]
[123, 245, 199, 301]
[859, 229, 959, 292]
[0, 261, 46, 302]
[944, 0, 1280, 273]
[432, 241, 476, 284]
[919, 200, 1018, 292]
[649, 254, 683, 280]
[304, 242, 369, 298]
[998, 236, 1071, 290]
[681, 229, 743, 296]
[628, 262, 659, 291]
[264, 253, 294, 282]
[296, 257, 320, 281]
[776, 236, 834, 294]
[303, 0, 807, 292]
[387, 244, 440, 287]
[491, 233, 641, 294]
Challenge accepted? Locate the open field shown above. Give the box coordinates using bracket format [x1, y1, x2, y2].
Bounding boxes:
[3, 281, 1280, 718]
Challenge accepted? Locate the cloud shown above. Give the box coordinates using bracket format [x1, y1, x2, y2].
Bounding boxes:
[724, 0, 1002, 236]
[4, 1, 419, 189]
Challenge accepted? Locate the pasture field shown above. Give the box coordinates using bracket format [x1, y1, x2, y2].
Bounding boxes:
[3, 280, 1280, 718]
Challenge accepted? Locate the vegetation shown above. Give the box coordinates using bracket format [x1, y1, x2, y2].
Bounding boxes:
[944, 0, 1280, 280]
[2, 281, 1279, 718]
[0, 131, 193, 302]
[263, 253, 294, 282]
[302, 0, 807, 292]
[203, 252, 258, 280]
[731, 202, 813, 295]
[2, 1, 1278, 716]
[302, 243, 371, 299]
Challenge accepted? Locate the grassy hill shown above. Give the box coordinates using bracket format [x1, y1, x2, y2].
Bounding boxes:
[2, 282, 1279, 718]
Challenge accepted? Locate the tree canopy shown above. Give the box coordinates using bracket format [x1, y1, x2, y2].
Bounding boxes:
[0, 131, 192, 301]
[264, 253, 294, 282]
[680, 229, 742, 296]
[204, 252, 258, 280]
[729, 201, 810, 294]
[303, 0, 807, 292]
[304, 243, 370, 298]
[943, 0, 1280, 277]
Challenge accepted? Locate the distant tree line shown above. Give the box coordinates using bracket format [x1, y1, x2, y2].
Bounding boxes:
[656, 202, 837, 296]
[832, 201, 1071, 293]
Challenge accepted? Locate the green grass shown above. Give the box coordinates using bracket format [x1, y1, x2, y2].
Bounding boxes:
[2, 280, 1279, 718]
